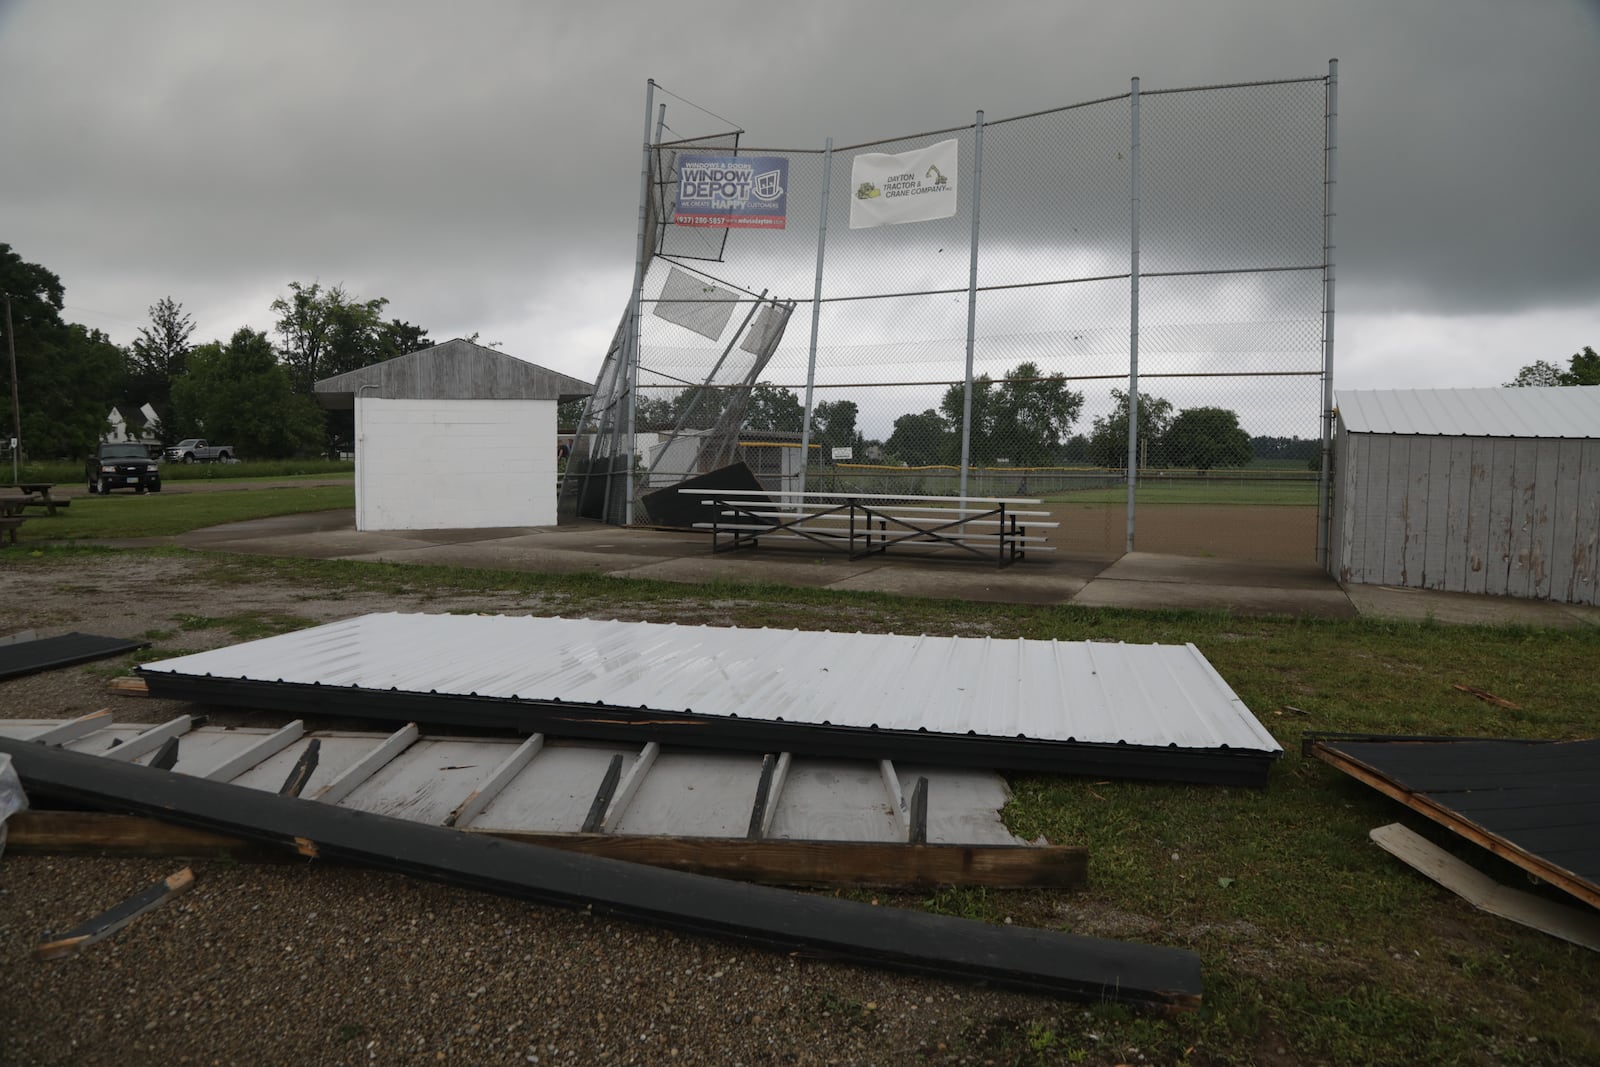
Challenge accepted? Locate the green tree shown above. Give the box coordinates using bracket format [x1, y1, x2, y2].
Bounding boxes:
[743, 384, 803, 432]
[271, 281, 391, 394]
[171, 328, 324, 458]
[1163, 406, 1253, 470]
[811, 398, 863, 458]
[1506, 347, 1600, 387]
[1, 244, 126, 459]
[126, 296, 195, 433]
[1087, 388, 1174, 468]
[884, 409, 950, 467]
[938, 363, 1084, 466]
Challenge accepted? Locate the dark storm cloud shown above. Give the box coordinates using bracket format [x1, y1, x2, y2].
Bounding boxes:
[1, 0, 1596, 359]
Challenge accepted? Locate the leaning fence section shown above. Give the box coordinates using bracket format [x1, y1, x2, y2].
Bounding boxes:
[562, 68, 1335, 563]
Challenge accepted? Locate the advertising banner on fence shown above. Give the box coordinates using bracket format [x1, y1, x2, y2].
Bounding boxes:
[674, 155, 789, 229]
[849, 139, 958, 229]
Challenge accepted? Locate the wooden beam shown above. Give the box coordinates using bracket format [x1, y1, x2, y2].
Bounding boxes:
[908, 777, 929, 846]
[28, 709, 114, 746]
[197, 721, 305, 782]
[3, 739, 1180, 1007]
[746, 753, 777, 840]
[880, 759, 909, 837]
[581, 754, 625, 834]
[148, 736, 180, 772]
[761, 752, 792, 840]
[312, 723, 419, 805]
[108, 676, 151, 697]
[1370, 823, 1600, 951]
[445, 733, 543, 828]
[1309, 740, 1600, 912]
[601, 742, 660, 832]
[279, 739, 321, 797]
[33, 867, 195, 961]
[6, 810, 1091, 890]
[101, 716, 194, 763]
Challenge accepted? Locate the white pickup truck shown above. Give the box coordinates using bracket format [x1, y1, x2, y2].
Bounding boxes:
[163, 438, 235, 463]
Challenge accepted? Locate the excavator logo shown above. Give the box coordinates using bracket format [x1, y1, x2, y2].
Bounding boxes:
[925, 165, 948, 187]
[856, 181, 881, 200]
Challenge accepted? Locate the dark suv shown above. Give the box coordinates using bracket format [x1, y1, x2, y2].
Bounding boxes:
[87, 442, 162, 494]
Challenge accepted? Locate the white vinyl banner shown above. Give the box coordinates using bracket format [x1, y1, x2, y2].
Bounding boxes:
[848, 139, 959, 229]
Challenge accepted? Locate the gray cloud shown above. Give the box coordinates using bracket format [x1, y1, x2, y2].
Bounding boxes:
[2, 0, 1596, 379]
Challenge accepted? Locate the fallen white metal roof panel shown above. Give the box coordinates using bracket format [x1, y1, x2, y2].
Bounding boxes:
[140, 613, 1280, 755]
[1336, 386, 1600, 438]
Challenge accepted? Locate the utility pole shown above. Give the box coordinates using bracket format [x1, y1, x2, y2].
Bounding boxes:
[3, 293, 18, 484]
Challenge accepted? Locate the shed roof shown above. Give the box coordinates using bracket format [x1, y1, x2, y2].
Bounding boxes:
[313, 338, 593, 408]
[1335, 386, 1600, 439]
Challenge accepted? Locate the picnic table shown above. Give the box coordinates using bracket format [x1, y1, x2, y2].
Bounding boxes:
[0, 494, 28, 544]
[0, 483, 69, 516]
[684, 488, 1056, 568]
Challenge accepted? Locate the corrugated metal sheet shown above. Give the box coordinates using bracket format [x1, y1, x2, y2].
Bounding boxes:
[1336, 386, 1600, 439]
[140, 614, 1280, 755]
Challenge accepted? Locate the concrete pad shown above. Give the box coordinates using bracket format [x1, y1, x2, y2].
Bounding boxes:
[1096, 552, 1336, 590]
[1343, 583, 1600, 629]
[1072, 579, 1357, 619]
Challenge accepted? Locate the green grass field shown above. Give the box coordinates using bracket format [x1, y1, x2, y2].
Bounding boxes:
[1045, 480, 1319, 506]
[8, 484, 354, 540]
[6, 485, 1598, 1065]
[11, 458, 354, 485]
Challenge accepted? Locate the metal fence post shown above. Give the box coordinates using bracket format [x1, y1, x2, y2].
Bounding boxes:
[1316, 59, 1339, 569]
[798, 138, 834, 498]
[1125, 77, 1141, 554]
[959, 112, 985, 504]
[620, 79, 657, 525]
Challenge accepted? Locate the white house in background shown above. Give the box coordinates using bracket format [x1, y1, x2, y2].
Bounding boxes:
[104, 403, 162, 444]
[1331, 386, 1600, 605]
[313, 338, 592, 532]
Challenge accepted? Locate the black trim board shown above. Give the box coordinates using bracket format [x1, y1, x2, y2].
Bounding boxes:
[0, 633, 148, 680]
[139, 672, 1278, 787]
[0, 736, 1202, 1010]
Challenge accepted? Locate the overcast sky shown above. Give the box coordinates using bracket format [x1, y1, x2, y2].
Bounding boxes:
[4, 0, 1597, 404]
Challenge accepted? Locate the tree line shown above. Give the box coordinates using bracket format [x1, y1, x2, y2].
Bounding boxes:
[1, 244, 432, 460]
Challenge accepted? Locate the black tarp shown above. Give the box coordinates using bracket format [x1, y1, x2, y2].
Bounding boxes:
[0, 633, 147, 681]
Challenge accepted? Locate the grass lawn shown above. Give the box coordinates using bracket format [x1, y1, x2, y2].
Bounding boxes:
[9, 484, 354, 540]
[6, 488, 1598, 1064]
[1044, 480, 1319, 507]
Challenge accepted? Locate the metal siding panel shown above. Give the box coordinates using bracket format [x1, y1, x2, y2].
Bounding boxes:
[1400, 437, 1430, 587]
[1441, 438, 1474, 593]
[1573, 444, 1600, 605]
[1380, 436, 1411, 586]
[1420, 438, 1452, 589]
[1547, 440, 1582, 602]
[1463, 438, 1494, 595]
[1483, 439, 1519, 596]
[1336, 431, 1361, 582]
[1523, 440, 1561, 600]
[1356, 436, 1388, 583]
[141, 615, 1282, 756]
[1504, 439, 1540, 599]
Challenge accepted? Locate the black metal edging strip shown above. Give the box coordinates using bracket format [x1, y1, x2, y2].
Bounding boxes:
[139, 674, 1278, 788]
[0, 737, 1202, 1010]
[0, 634, 149, 681]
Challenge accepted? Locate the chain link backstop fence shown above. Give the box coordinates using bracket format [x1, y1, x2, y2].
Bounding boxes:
[563, 66, 1336, 564]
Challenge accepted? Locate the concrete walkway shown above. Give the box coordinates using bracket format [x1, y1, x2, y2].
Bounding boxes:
[152, 508, 1600, 628]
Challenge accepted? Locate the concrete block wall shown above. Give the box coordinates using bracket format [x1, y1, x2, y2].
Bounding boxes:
[355, 398, 557, 530]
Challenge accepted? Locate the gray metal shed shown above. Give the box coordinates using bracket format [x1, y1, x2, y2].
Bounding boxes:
[1331, 386, 1600, 604]
[314, 339, 592, 531]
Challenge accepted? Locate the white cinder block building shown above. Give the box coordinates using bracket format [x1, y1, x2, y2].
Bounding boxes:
[315, 339, 591, 532]
[1331, 386, 1600, 604]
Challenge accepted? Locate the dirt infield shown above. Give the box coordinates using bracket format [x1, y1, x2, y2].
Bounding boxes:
[1042, 503, 1319, 563]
